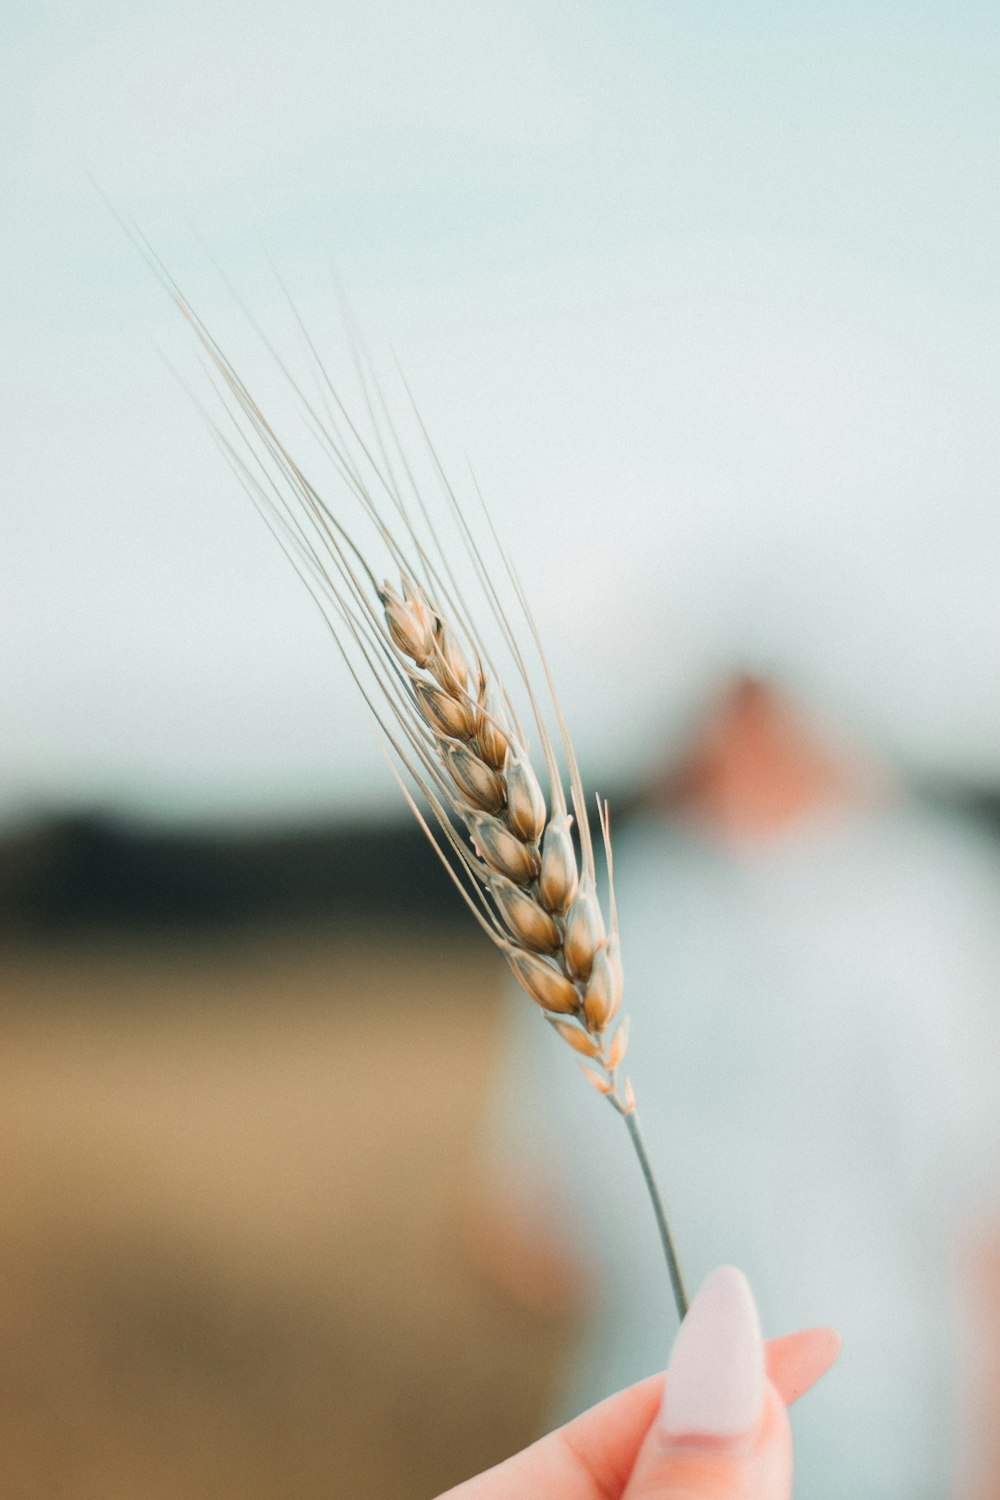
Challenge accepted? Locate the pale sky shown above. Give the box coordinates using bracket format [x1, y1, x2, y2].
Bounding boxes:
[4, 1, 1000, 826]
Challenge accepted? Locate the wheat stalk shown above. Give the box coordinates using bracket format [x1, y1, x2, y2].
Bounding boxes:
[158, 263, 689, 1321]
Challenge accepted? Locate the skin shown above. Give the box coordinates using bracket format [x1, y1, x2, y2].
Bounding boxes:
[438, 1329, 840, 1500]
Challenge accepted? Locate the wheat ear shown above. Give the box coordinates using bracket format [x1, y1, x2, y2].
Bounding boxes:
[378, 578, 690, 1321]
[157, 263, 689, 1320]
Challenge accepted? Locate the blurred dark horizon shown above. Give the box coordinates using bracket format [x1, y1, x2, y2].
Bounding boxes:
[5, 769, 1000, 945]
[0, 806, 467, 944]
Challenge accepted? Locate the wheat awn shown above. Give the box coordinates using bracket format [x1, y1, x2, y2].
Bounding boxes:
[157, 258, 690, 1322]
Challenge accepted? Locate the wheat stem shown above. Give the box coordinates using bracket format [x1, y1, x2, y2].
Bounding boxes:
[623, 1107, 689, 1323]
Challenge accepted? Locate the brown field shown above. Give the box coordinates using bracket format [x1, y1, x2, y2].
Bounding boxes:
[0, 929, 573, 1499]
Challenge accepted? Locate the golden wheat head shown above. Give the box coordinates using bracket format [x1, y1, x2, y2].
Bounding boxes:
[162, 276, 634, 1115]
[151, 253, 687, 1316]
[377, 571, 632, 1111]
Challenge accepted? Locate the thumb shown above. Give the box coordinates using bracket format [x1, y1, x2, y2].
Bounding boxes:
[622, 1267, 790, 1500]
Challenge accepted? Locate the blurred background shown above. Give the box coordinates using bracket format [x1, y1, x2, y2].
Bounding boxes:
[4, 1, 1000, 1496]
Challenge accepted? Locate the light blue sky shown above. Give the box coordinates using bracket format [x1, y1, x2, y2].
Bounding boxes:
[4, 1, 1000, 825]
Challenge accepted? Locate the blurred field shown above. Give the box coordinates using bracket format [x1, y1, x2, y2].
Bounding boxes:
[0, 929, 572, 1499]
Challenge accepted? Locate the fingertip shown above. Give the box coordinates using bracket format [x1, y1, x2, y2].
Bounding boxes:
[659, 1266, 765, 1450]
[765, 1326, 842, 1406]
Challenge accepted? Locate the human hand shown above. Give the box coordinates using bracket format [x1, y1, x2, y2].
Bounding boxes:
[439, 1266, 840, 1500]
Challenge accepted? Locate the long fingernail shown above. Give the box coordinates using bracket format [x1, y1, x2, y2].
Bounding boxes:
[658, 1265, 766, 1452]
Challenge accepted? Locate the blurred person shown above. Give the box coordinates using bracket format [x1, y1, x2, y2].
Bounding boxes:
[439, 1266, 840, 1500]
[468, 676, 1000, 1500]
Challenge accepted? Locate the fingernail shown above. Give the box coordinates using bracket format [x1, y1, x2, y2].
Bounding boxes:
[658, 1265, 766, 1452]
